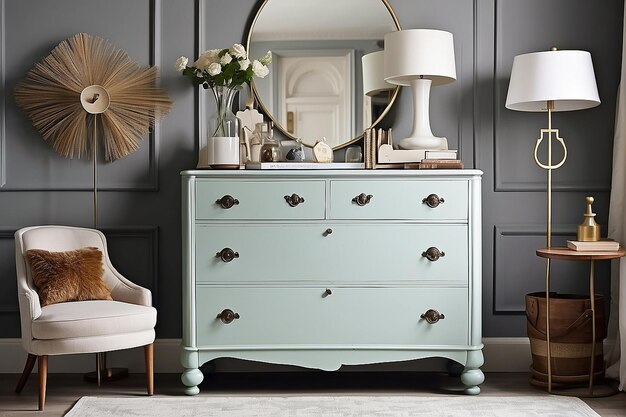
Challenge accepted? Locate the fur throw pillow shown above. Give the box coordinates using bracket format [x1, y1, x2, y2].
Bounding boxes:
[25, 247, 112, 307]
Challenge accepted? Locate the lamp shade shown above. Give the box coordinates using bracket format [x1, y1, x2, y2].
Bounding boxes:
[505, 50, 600, 112]
[362, 51, 393, 96]
[384, 29, 456, 86]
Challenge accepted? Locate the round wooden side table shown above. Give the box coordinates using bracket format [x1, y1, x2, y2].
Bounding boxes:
[535, 247, 626, 397]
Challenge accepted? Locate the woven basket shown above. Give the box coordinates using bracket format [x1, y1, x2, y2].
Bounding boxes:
[526, 292, 606, 383]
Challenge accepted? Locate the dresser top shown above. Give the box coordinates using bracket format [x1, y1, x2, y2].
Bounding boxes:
[181, 169, 483, 179]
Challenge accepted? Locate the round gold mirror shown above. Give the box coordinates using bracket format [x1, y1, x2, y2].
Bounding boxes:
[246, 0, 400, 149]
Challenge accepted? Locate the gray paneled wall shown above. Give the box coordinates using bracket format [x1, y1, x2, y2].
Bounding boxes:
[0, 0, 622, 346]
[477, 0, 622, 336]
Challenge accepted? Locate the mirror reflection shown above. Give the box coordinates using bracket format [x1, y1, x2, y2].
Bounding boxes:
[247, 0, 400, 149]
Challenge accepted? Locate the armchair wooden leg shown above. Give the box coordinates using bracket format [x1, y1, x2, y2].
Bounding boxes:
[38, 355, 48, 411]
[144, 344, 154, 396]
[15, 354, 37, 393]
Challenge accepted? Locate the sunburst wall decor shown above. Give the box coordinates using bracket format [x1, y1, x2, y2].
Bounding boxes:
[14, 32, 172, 161]
[14, 32, 172, 226]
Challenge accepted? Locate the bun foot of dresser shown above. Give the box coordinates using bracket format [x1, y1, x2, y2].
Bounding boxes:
[181, 368, 204, 395]
[461, 350, 485, 395]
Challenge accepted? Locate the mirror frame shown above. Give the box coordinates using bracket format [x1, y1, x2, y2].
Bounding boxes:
[245, 0, 401, 150]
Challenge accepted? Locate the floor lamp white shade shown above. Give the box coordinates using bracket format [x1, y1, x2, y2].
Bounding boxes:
[384, 29, 456, 150]
[506, 50, 600, 111]
[362, 51, 393, 96]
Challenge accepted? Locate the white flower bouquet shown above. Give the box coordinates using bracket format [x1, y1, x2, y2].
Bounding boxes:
[176, 44, 271, 89]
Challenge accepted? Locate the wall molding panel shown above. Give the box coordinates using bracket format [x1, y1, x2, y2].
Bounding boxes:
[0, 0, 162, 192]
[491, 0, 615, 193]
[493, 224, 574, 315]
[491, 224, 609, 315]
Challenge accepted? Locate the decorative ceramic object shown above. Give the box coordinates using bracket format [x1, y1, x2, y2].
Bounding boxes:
[236, 98, 264, 164]
[282, 138, 305, 161]
[313, 138, 333, 163]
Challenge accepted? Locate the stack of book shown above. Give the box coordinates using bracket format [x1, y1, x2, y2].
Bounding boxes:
[566, 239, 621, 251]
[419, 150, 463, 170]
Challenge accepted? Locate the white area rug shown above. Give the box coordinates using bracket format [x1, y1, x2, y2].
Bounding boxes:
[65, 395, 600, 417]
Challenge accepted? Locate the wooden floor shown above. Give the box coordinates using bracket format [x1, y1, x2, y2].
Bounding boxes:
[1, 372, 625, 416]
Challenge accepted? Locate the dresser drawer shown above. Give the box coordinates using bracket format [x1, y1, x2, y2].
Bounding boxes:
[196, 224, 467, 283]
[196, 287, 468, 347]
[195, 180, 326, 220]
[329, 180, 468, 220]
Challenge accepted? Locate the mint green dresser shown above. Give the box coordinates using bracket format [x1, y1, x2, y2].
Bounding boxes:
[180, 170, 484, 395]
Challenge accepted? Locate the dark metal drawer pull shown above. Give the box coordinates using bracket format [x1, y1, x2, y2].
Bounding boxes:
[216, 195, 239, 209]
[422, 194, 444, 208]
[216, 248, 239, 263]
[352, 193, 373, 206]
[284, 193, 305, 207]
[422, 247, 445, 262]
[421, 309, 445, 324]
[324, 288, 332, 296]
[216, 309, 240, 324]
[323, 228, 333, 236]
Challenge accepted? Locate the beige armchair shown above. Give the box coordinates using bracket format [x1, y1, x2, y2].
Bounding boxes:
[14, 225, 157, 410]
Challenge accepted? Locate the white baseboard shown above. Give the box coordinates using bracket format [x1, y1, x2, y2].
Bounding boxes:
[0, 337, 533, 374]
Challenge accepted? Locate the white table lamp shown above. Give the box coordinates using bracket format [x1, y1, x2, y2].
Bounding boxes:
[362, 51, 393, 96]
[505, 48, 600, 395]
[384, 29, 456, 150]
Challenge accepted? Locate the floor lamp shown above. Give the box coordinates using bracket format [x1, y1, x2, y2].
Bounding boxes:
[505, 48, 600, 391]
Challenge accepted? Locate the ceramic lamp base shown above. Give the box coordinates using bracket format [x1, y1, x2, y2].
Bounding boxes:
[398, 136, 448, 150]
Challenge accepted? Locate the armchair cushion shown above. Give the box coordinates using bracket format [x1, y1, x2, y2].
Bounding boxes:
[25, 247, 112, 306]
[32, 300, 157, 340]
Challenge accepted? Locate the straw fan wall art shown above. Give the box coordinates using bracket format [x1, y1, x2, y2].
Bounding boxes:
[14, 33, 172, 226]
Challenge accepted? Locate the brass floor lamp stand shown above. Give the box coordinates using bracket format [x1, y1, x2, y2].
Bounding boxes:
[81, 114, 129, 385]
[531, 100, 620, 397]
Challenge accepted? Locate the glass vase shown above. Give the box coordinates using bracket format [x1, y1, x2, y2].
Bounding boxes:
[204, 85, 240, 169]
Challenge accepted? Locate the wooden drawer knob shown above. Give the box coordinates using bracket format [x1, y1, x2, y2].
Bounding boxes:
[216, 248, 239, 263]
[352, 193, 373, 206]
[216, 309, 240, 324]
[422, 247, 445, 262]
[423, 194, 444, 208]
[216, 195, 239, 209]
[284, 193, 305, 207]
[421, 309, 445, 324]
